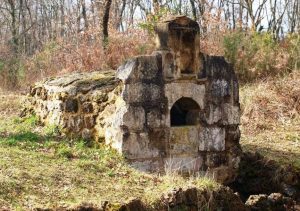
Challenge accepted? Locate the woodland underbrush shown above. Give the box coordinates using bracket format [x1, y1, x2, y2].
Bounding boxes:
[0, 25, 299, 90]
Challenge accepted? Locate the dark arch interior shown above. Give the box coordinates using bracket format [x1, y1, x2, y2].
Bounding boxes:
[171, 97, 200, 126]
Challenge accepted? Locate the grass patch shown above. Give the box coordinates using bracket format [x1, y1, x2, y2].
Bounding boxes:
[0, 145, 217, 210]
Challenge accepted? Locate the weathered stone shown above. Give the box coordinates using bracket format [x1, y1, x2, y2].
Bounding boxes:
[113, 105, 145, 131]
[122, 83, 162, 103]
[170, 126, 201, 155]
[164, 157, 203, 173]
[82, 128, 92, 140]
[146, 109, 165, 128]
[155, 16, 202, 77]
[117, 56, 160, 83]
[210, 79, 230, 99]
[84, 116, 95, 129]
[222, 103, 240, 125]
[122, 133, 160, 159]
[225, 126, 240, 149]
[65, 98, 78, 113]
[160, 51, 177, 79]
[165, 83, 205, 111]
[206, 104, 222, 125]
[82, 102, 93, 113]
[199, 127, 225, 151]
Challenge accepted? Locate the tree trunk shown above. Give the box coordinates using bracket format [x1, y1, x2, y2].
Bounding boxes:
[81, 0, 88, 30]
[116, 0, 126, 30]
[102, 0, 112, 46]
[190, 0, 197, 20]
[7, 0, 19, 53]
[60, 0, 65, 36]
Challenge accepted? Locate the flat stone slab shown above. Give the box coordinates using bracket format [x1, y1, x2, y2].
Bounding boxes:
[33, 71, 120, 96]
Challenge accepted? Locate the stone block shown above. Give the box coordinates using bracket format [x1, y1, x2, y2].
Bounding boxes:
[113, 105, 145, 131]
[146, 109, 165, 128]
[116, 56, 160, 83]
[206, 104, 222, 125]
[225, 126, 240, 149]
[122, 133, 160, 159]
[122, 83, 162, 103]
[199, 127, 225, 151]
[210, 79, 230, 101]
[170, 126, 201, 154]
[222, 104, 240, 125]
[170, 143, 198, 155]
[160, 51, 177, 79]
[165, 83, 205, 110]
[148, 129, 168, 154]
[164, 157, 203, 173]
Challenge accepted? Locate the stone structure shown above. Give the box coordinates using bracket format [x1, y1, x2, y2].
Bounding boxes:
[28, 16, 241, 184]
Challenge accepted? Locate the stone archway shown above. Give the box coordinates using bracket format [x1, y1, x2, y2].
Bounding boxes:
[170, 97, 200, 126]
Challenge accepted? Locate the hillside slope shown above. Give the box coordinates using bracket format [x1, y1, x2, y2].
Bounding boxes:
[240, 70, 300, 170]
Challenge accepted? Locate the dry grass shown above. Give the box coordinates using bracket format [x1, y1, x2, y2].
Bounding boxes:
[240, 70, 300, 170]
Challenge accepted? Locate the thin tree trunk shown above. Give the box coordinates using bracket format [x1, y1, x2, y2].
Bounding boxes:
[190, 0, 197, 20]
[81, 0, 88, 30]
[60, 0, 65, 36]
[116, 0, 126, 30]
[102, 0, 112, 47]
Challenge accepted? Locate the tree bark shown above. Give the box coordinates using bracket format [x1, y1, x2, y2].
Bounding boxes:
[190, 0, 197, 20]
[102, 0, 112, 46]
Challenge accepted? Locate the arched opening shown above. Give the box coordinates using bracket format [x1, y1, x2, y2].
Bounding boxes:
[170, 97, 200, 126]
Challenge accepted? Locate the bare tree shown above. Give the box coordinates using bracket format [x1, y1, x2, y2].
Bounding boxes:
[102, 0, 112, 46]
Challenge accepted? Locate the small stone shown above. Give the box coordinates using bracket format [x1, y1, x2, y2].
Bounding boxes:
[245, 194, 269, 209]
[82, 102, 93, 113]
[84, 116, 95, 129]
[82, 128, 92, 140]
[65, 98, 78, 113]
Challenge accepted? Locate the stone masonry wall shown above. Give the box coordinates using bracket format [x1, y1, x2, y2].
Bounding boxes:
[110, 51, 241, 183]
[28, 71, 121, 140]
[28, 16, 241, 184]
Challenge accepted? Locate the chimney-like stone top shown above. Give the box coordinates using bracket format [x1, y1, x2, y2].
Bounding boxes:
[155, 16, 201, 76]
[159, 15, 199, 29]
